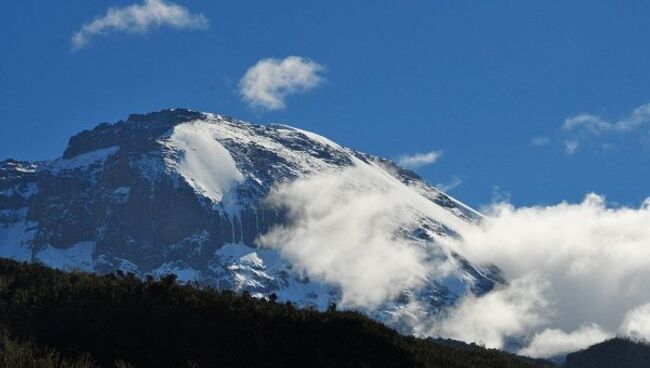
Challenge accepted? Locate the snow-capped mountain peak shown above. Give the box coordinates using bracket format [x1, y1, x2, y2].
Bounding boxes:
[0, 108, 501, 332]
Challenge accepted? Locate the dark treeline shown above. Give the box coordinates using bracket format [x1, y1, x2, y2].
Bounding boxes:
[0, 258, 552, 368]
[564, 337, 650, 368]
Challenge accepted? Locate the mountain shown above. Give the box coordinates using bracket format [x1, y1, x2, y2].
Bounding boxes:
[0, 108, 502, 331]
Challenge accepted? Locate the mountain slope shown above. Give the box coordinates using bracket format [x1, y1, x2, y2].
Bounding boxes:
[0, 108, 501, 330]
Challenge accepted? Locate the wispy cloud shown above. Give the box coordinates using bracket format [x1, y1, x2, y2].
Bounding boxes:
[565, 140, 579, 155]
[531, 102, 650, 155]
[489, 186, 512, 205]
[530, 136, 550, 147]
[436, 175, 463, 192]
[396, 150, 442, 169]
[238, 56, 325, 111]
[563, 103, 650, 134]
[71, 0, 208, 49]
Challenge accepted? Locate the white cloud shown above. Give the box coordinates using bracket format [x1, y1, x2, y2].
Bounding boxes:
[396, 151, 443, 169]
[432, 275, 551, 349]
[530, 102, 650, 155]
[256, 163, 471, 308]
[565, 140, 579, 155]
[256, 166, 427, 307]
[563, 113, 611, 133]
[453, 194, 650, 351]
[238, 56, 325, 111]
[71, 0, 208, 49]
[518, 325, 612, 358]
[563, 103, 650, 133]
[620, 303, 650, 340]
[518, 324, 612, 358]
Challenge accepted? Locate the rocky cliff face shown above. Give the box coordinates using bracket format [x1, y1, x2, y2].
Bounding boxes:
[0, 109, 502, 331]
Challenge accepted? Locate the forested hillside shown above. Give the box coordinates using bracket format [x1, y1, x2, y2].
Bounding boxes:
[0, 259, 550, 368]
[564, 338, 650, 368]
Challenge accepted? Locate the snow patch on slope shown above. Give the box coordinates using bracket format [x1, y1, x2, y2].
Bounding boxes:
[35, 241, 96, 272]
[212, 243, 335, 309]
[208, 118, 345, 177]
[291, 126, 343, 149]
[164, 122, 243, 204]
[48, 146, 119, 174]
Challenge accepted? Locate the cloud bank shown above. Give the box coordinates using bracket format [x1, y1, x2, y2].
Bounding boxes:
[256, 162, 650, 358]
[72, 0, 208, 49]
[239, 56, 325, 111]
[452, 194, 650, 356]
[396, 151, 442, 169]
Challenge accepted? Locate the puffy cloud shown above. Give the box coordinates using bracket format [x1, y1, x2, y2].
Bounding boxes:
[563, 103, 650, 134]
[620, 303, 650, 340]
[396, 151, 443, 169]
[518, 325, 612, 358]
[71, 0, 208, 49]
[455, 194, 650, 351]
[239, 56, 325, 111]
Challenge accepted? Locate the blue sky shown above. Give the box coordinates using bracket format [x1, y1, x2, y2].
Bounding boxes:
[2, 0, 650, 208]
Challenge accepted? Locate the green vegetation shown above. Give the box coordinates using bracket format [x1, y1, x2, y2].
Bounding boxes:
[0, 258, 551, 368]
